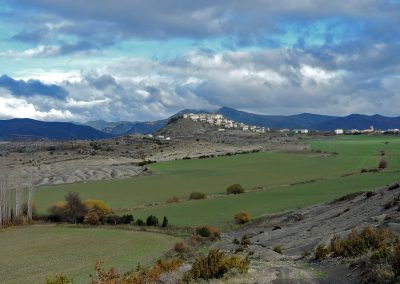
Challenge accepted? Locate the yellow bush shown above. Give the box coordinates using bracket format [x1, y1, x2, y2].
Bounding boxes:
[83, 199, 111, 215]
[330, 227, 395, 258]
[234, 212, 250, 224]
[45, 274, 72, 284]
[186, 249, 249, 280]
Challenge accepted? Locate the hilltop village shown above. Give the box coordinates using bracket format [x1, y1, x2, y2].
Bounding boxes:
[183, 113, 268, 133]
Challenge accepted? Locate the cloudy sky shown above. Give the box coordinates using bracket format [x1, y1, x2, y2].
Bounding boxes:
[0, 0, 399, 121]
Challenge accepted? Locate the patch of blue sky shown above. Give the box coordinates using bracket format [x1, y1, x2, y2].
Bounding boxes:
[115, 36, 243, 60]
[269, 18, 364, 48]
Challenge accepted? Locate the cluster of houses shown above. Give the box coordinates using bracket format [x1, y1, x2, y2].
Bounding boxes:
[334, 126, 400, 135]
[183, 113, 268, 133]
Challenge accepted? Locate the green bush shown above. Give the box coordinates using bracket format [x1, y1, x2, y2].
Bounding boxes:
[135, 218, 144, 226]
[121, 214, 134, 224]
[162, 216, 168, 227]
[273, 246, 283, 254]
[189, 192, 207, 200]
[226, 184, 245, 195]
[104, 214, 122, 225]
[146, 215, 159, 226]
[195, 226, 221, 239]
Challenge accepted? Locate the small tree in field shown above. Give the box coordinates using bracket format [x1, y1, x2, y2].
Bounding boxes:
[64, 192, 88, 223]
[146, 215, 159, 226]
[162, 216, 168, 227]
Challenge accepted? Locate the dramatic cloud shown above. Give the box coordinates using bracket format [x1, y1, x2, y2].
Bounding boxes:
[0, 1, 399, 120]
[0, 75, 68, 99]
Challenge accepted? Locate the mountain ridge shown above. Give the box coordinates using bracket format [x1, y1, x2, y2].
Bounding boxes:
[0, 118, 112, 141]
[2, 107, 400, 141]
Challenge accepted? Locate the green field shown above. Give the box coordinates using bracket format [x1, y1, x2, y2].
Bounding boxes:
[0, 225, 179, 284]
[34, 135, 400, 228]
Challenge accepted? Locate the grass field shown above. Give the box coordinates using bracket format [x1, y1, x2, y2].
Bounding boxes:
[0, 225, 179, 284]
[34, 135, 400, 228]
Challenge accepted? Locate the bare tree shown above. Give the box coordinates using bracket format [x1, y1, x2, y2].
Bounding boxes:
[0, 171, 14, 227]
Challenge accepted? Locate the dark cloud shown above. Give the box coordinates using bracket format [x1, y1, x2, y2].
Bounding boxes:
[0, 75, 68, 99]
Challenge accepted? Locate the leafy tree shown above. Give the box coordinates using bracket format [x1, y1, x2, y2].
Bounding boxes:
[63, 192, 88, 224]
[162, 216, 168, 227]
[146, 215, 159, 226]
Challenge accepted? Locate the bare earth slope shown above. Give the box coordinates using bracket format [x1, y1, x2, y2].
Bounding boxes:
[213, 182, 400, 283]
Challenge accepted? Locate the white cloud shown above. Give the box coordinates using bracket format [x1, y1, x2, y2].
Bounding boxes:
[0, 45, 60, 58]
[66, 98, 110, 108]
[0, 89, 79, 121]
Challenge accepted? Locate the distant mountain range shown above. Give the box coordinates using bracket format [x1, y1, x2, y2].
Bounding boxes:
[0, 118, 111, 141]
[1, 107, 399, 141]
[86, 107, 400, 135]
[216, 107, 400, 131]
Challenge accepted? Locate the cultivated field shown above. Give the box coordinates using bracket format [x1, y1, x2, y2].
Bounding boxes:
[34, 136, 400, 228]
[0, 225, 179, 284]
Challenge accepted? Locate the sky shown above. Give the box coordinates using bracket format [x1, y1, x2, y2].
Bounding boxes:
[0, 0, 399, 122]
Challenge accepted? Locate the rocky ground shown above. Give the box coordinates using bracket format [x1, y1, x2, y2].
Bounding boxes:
[210, 182, 400, 283]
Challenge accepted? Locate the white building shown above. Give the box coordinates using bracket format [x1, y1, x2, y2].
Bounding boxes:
[334, 129, 344, 135]
[293, 129, 309, 134]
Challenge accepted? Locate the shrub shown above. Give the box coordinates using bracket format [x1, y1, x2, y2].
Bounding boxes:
[166, 196, 180, 203]
[330, 227, 394, 258]
[174, 241, 185, 253]
[121, 214, 134, 224]
[226, 184, 245, 195]
[315, 244, 329, 260]
[135, 218, 144, 226]
[63, 192, 88, 224]
[379, 159, 388, 169]
[195, 226, 221, 239]
[84, 211, 100, 225]
[83, 199, 111, 215]
[45, 274, 73, 284]
[273, 246, 283, 254]
[48, 201, 66, 221]
[162, 216, 168, 227]
[234, 212, 250, 224]
[392, 242, 400, 275]
[388, 183, 400, 191]
[89, 260, 120, 283]
[185, 249, 249, 280]
[366, 191, 377, 198]
[189, 192, 207, 200]
[146, 215, 159, 226]
[105, 214, 122, 225]
[240, 235, 251, 246]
